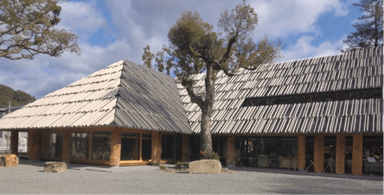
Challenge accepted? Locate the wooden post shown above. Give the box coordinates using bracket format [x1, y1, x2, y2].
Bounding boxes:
[139, 133, 143, 161]
[297, 135, 306, 170]
[28, 129, 41, 160]
[109, 129, 121, 166]
[181, 134, 190, 162]
[335, 134, 345, 174]
[41, 130, 49, 159]
[62, 130, 71, 162]
[151, 131, 161, 164]
[352, 134, 363, 175]
[89, 131, 93, 159]
[10, 131, 18, 155]
[314, 135, 324, 173]
[226, 136, 236, 165]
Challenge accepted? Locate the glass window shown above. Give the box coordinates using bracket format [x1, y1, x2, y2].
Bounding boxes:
[0, 131, 11, 153]
[49, 132, 63, 158]
[121, 133, 139, 160]
[161, 134, 175, 159]
[142, 134, 152, 160]
[363, 136, 383, 175]
[345, 136, 353, 174]
[91, 132, 110, 160]
[71, 132, 89, 159]
[189, 135, 200, 161]
[236, 137, 297, 168]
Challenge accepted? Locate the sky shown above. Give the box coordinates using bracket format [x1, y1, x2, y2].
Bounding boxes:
[0, 0, 363, 100]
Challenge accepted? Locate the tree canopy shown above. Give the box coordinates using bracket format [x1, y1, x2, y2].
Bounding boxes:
[143, 0, 283, 156]
[0, 0, 80, 60]
[343, 0, 383, 51]
[0, 84, 35, 107]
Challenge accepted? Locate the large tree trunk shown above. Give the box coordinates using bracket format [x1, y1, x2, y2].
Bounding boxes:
[200, 63, 215, 157]
[200, 106, 213, 156]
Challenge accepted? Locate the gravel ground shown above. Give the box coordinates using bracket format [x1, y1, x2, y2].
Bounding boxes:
[0, 160, 382, 194]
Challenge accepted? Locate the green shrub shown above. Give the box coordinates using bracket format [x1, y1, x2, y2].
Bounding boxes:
[159, 165, 167, 170]
[203, 152, 220, 161]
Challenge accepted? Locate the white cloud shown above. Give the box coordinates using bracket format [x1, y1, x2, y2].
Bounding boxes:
[281, 35, 346, 62]
[58, 1, 107, 33]
[0, 0, 355, 100]
[249, 0, 349, 38]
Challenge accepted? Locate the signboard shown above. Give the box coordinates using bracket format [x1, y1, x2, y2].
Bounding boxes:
[367, 157, 376, 163]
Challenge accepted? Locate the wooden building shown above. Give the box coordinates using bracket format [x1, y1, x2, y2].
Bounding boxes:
[178, 47, 383, 175]
[0, 60, 192, 166]
[0, 47, 382, 175]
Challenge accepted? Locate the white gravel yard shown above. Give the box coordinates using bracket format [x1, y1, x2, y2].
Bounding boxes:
[0, 160, 382, 194]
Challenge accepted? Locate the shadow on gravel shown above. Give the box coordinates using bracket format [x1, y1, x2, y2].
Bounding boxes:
[227, 166, 383, 181]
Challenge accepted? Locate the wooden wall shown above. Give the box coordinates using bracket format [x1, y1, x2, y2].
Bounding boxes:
[27, 129, 41, 159]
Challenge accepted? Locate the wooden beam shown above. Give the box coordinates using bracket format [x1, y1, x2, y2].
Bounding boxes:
[10, 131, 18, 155]
[314, 135, 324, 173]
[226, 136, 236, 165]
[297, 135, 306, 170]
[109, 128, 121, 166]
[27, 129, 41, 160]
[62, 130, 71, 162]
[335, 134, 345, 174]
[352, 134, 363, 175]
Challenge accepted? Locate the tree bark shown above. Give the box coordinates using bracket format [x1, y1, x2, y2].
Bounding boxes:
[200, 63, 215, 156]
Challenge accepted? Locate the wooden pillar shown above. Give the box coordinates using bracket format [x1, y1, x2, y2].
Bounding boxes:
[335, 134, 345, 174]
[226, 136, 236, 165]
[181, 134, 190, 162]
[62, 130, 71, 162]
[297, 135, 306, 170]
[151, 131, 162, 164]
[352, 134, 363, 175]
[109, 129, 121, 166]
[28, 129, 41, 160]
[139, 133, 143, 161]
[41, 130, 51, 159]
[89, 132, 93, 159]
[314, 135, 324, 173]
[10, 130, 18, 155]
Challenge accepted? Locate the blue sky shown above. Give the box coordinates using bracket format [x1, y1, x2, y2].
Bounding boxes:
[0, 0, 363, 99]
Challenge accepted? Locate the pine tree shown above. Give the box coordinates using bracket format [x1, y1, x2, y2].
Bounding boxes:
[343, 0, 383, 51]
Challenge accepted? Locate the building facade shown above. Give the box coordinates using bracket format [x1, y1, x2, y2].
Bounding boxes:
[178, 47, 383, 175]
[0, 47, 382, 175]
[0, 60, 191, 165]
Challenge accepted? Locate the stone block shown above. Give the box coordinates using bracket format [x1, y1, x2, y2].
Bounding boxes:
[5, 154, 18, 167]
[189, 159, 222, 174]
[44, 162, 67, 173]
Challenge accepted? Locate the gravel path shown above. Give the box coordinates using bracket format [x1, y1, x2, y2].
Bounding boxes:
[0, 160, 382, 194]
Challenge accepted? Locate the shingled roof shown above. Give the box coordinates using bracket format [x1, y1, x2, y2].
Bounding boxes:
[179, 47, 383, 134]
[0, 60, 191, 134]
